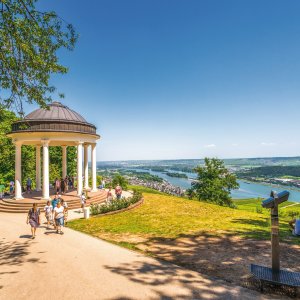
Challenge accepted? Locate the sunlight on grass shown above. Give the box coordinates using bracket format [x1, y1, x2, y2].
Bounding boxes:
[68, 192, 300, 243]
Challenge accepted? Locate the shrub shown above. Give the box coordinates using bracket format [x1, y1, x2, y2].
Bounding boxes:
[288, 211, 300, 219]
[256, 206, 263, 214]
[111, 174, 128, 190]
[90, 191, 142, 216]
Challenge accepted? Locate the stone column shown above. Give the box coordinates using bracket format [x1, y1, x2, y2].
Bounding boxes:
[84, 144, 90, 189]
[14, 141, 23, 199]
[77, 141, 83, 196]
[62, 146, 67, 179]
[35, 145, 41, 191]
[91, 143, 97, 192]
[42, 140, 50, 199]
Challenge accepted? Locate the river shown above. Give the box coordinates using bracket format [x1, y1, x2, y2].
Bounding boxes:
[131, 168, 300, 202]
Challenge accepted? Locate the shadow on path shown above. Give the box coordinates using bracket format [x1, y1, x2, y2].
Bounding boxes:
[105, 260, 257, 300]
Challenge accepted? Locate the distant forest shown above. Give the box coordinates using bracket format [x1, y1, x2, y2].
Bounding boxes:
[237, 166, 300, 178]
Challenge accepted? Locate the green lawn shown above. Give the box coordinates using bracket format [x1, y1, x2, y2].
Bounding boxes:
[68, 189, 300, 244]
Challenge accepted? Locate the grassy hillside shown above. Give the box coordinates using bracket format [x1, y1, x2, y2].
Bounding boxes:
[69, 190, 300, 244]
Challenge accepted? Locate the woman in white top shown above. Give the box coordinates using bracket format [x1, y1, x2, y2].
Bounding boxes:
[54, 201, 65, 234]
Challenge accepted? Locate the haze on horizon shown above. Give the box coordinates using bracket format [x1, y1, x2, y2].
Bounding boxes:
[24, 0, 300, 161]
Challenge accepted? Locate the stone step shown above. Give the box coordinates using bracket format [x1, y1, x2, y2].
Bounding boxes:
[1, 196, 105, 207]
[0, 193, 107, 213]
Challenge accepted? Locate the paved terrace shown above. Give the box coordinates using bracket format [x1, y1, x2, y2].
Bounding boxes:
[0, 209, 283, 299]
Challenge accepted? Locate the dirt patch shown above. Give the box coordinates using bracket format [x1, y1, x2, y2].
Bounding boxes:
[141, 233, 300, 284]
[101, 232, 300, 297]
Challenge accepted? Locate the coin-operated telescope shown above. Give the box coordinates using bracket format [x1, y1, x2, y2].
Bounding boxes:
[262, 190, 289, 271]
[250, 190, 300, 293]
[262, 190, 289, 209]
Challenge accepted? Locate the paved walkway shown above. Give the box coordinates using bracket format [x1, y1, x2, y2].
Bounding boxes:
[0, 212, 280, 300]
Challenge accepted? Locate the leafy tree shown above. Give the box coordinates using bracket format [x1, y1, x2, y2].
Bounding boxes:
[0, 108, 17, 185]
[21, 145, 35, 188]
[46, 146, 77, 184]
[185, 188, 196, 200]
[192, 158, 239, 207]
[0, 0, 77, 111]
[112, 174, 128, 190]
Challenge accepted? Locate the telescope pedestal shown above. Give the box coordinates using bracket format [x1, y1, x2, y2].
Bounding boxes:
[271, 206, 280, 271]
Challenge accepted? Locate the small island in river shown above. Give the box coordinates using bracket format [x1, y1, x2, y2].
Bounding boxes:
[165, 172, 188, 179]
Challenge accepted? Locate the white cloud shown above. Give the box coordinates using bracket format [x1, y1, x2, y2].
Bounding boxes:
[261, 142, 276, 146]
[204, 144, 216, 148]
[232, 143, 238, 147]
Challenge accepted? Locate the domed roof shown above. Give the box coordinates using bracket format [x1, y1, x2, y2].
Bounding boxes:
[10, 101, 99, 136]
[25, 101, 87, 124]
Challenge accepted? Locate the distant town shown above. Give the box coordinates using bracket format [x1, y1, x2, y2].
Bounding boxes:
[96, 156, 300, 193]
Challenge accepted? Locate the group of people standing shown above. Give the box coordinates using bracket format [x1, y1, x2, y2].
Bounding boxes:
[7, 175, 75, 197]
[54, 176, 74, 194]
[27, 195, 68, 238]
[106, 185, 122, 203]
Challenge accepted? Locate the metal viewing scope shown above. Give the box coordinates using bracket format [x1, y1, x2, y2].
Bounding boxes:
[250, 189, 300, 291]
[262, 190, 289, 209]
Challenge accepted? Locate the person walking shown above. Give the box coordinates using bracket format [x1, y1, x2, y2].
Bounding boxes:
[51, 195, 58, 229]
[54, 201, 65, 234]
[44, 201, 53, 229]
[61, 199, 68, 226]
[26, 203, 40, 239]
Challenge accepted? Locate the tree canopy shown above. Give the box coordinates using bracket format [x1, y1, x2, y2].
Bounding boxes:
[192, 158, 239, 207]
[112, 174, 128, 190]
[0, 0, 77, 112]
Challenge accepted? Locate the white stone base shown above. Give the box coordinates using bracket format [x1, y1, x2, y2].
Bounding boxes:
[90, 189, 98, 193]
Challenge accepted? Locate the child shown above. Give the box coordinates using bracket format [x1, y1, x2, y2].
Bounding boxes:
[61, 199, 68, 226]
[44, 200, 53, 229]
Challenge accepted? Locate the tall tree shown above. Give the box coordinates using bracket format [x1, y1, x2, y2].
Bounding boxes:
[0, 0, 77, 112]
[192, 158, 239, 207]
[0, 108, 17, 184]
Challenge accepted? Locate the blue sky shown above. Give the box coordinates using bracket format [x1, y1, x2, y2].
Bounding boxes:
[25, 0, 300, 160]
